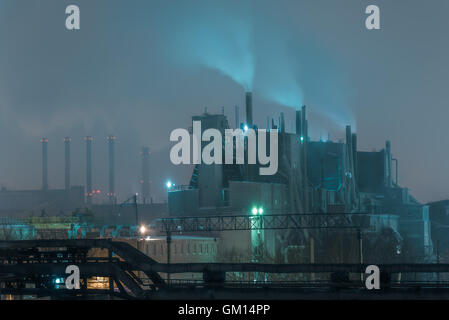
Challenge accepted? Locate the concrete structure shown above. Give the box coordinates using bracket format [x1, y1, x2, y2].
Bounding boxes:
[190, 112, 229, 208]
[427, 199, 449, 262]
[136, 235, 219, 280]
[0, 186, 85, 217]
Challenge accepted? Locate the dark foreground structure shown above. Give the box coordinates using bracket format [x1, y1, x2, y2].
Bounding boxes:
[1, 239, 449, 300]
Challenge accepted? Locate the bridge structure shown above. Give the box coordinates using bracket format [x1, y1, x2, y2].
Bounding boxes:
[1, 239, 449, 300]
[154, 213, 372, 233]
[0, 213, 374, 239]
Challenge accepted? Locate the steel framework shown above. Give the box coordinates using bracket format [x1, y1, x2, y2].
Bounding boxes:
[155, 213, 372, 233]
[1, 240, 448, 300]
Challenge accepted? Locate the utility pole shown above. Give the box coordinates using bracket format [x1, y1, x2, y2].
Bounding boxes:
[134, 194, 138, 226]
[437, 239, 440, 283]
[166, 232, 172, 283]
[108, 243, 114, 300]
[358, 229, 363, 282]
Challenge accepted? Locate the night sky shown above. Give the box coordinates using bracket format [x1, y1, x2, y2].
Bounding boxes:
[0, 0, 448, 204]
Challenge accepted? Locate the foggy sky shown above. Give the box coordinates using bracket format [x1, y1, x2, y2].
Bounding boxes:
[0, 0, 448, 204]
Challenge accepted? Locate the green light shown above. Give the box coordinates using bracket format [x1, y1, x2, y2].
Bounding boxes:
[251, 207, 258, 215]
[300, 136, 304, 142]
[258, 208, 264, 215]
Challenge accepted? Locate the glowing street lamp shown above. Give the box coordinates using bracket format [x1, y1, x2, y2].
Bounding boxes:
[251, 206, 264, 215]
[139, 225, 147, 234]
[166, 181, 173, 189]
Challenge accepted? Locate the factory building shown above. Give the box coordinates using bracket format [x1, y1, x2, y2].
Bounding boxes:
[0, 134, 166, 226]
[91, 236, 218, 281]
[137, 235, 218, 280]
[168, 92, 434, 265]
[0, 91, 436, 268]
[0, 186, 84, 217]
[428, 199, 449, 264]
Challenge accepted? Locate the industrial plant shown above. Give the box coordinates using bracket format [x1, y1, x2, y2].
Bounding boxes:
[0, 89, 446, 300]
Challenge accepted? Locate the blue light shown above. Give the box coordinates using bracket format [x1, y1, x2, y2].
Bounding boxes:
[300, 136, 304, 142]
[166, 181, 173, 189]
[244, 125, 249, 132]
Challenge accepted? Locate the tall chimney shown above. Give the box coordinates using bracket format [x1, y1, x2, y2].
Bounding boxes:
[64, 137, 71, 191]
[385, 140, 392, 187]
[141, 147, 151, 204]
[41, 137, 48, 191]
[301, 105, 308, 140]
[107, 135, 116, 204]
[301, 106, 309, 211]
[280, 112, 285, 133]
[85, 136, 93, 205]
[245, 92, 253, 127]
[235, 105, 239, 129]
[345, 125, 352, 147]
[351, 133, 358, 182]
[345, 125, 353, 171]
[295, 110, 302, 136]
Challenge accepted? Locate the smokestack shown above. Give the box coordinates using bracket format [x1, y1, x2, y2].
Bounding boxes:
[345, 126, 353, 172]
[245, 92, 253, 127]
[235, 105, 239, 129]
[301, 105, 308, 140]
[41, 137, 48, 191]
[64, 137, 71, 191]
[280, 112, 285, 133]
[351, 133, 358, 181]
[300, 106, 309, 211]
[345, 125, 352, 148]
[385, 140, 392, 187]
[346, 126, 356, 180]
[85, 136, 93, 205]
[141, 147, 151, 204]
[107, 135, 116, 204]
[295, 110, 302, 136]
